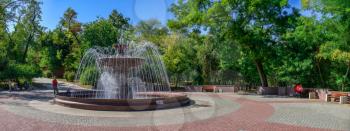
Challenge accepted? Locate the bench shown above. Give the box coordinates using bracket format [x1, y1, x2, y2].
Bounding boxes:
[202, 85, 216, 92]
[326, 91, 349, 103]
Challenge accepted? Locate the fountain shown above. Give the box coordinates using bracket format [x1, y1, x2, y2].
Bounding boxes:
[54, 42, 190, 111]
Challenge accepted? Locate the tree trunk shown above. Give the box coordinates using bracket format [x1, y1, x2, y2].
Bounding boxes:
[6, 32, 14, 59]
[22, 6, 38, 63]
[22, 33, 33, 63]
[175, 74, 180, 88]
[316, 60, 325, 87]
[73, 34, 80, 44]
[254, 59, 268, 87]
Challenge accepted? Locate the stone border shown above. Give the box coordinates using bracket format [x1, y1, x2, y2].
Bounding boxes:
[54, 91, 191, 111]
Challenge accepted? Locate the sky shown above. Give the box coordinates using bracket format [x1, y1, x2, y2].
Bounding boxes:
[40, 0, 302, 30]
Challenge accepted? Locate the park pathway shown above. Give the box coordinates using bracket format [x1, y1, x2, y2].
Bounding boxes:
[0, 78, 349, 131]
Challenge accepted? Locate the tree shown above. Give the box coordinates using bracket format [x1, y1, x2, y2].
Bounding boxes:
[49, 8, 83, 80]
[108, 9, 130, 31]
[275, 16, 328, 87]
[0, 4, 8, 73]
[1, 0, 43, 63]
[59, 7, 81, 44]
[317, 19, 350, 91]
[163, 34, 195, 87]
[0, 0, 41, 82]
[108, 9, 133, 42]
[37, 31, 65, 77]
[196, 36, 220, 84]
[82, 18, 119, 48]
[169, 0, 299, 87]
[303, 0, 350, 91]
[82, 10, 131, 49]
[135, 19, 168, 50]
[20, 0, 42, 63]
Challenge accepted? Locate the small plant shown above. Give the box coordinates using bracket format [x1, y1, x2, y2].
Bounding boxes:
[43, 70, 53, 78]
[64, 71, 75, 82]
[79, 66, 99, 85]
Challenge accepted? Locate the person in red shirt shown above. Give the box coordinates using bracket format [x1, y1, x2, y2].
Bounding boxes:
[52, 77, 59, 95]
[294, 83, 303, 97]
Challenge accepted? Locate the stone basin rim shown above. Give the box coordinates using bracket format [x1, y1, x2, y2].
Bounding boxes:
[54, 91, 191, 111]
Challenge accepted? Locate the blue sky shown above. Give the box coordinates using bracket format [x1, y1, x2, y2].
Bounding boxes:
[41, 0, 302, 30]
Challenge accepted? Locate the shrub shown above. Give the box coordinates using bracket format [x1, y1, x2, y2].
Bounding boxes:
[79, 67, 99, 85]
[0, 62, 40, 80]
[64, 71, 75, 82]
[43, 70, 53, 78]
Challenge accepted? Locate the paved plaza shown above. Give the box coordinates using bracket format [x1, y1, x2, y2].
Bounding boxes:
[0, 79, 349, 131]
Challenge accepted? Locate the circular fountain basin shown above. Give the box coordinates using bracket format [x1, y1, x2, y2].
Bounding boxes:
[54, 91, 191, 111]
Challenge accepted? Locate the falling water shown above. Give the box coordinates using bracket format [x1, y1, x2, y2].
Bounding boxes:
[74, 41, 171, 99]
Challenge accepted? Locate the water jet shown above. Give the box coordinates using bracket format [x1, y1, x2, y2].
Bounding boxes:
[54, 42, 190, 111]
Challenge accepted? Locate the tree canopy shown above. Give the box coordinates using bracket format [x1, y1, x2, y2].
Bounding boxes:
[0, 0, 349, 91]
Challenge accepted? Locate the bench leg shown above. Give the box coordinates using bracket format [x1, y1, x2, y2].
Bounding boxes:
[339, 96, 348, 104]
[325, 95, 330, 102]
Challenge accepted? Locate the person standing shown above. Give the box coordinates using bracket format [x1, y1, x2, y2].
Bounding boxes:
[52, 77, 59, 95]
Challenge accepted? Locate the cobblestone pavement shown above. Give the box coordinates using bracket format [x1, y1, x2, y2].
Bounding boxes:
[0, 78, 349, 131]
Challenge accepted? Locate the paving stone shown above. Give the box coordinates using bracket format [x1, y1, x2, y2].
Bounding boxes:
[0, 79, 348, 131]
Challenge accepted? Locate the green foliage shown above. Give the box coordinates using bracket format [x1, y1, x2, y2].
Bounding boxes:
[162, 34, 194, 86]
[304, 0, 350, 91]
[169, 0, 299, 86]
[135, 19, 169, 51]
[51, 8, 82, 80]
[0, 61, 40, 80]
[79, 66, 99, 85]
[42, 70, 53, 78]
[82, 18, 118, 48]
[82, 10, 131, 49]
[237, 55, 260, 84]
[163, 35, 193, 74]
[269, 16, 324, 87]
[63, 71, 75, 82]
[1, 0, 350, 91]
[108, 9, 131, 31]
[196, 37, 220, 84]
[0, 0, 42, 82]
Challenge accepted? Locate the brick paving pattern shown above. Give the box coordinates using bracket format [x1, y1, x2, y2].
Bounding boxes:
[0, 79, 348, 131]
